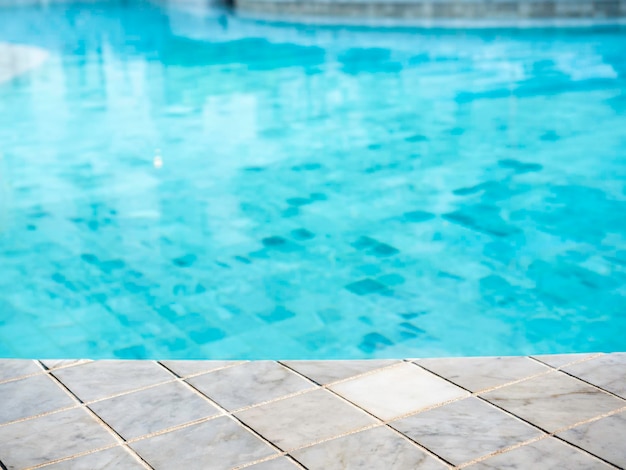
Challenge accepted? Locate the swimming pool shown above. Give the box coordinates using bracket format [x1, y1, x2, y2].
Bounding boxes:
[0, 3, 625, 359]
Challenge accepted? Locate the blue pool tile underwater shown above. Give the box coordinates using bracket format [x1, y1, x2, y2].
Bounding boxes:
[0, 4, 625, 359]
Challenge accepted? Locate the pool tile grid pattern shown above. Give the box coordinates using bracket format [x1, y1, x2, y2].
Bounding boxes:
[0, 354, 624, 469]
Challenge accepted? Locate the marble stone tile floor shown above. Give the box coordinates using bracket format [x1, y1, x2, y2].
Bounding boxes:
[0, 353, 624, 469]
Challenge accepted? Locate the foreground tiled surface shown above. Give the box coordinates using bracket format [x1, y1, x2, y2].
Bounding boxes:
[0, 353, 624, 469]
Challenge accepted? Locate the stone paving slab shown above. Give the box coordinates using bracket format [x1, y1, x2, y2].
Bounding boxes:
[42, 447, 146, 470]
[479, 370, 624, 432]
[557, 410, 626, 468]
[0, 375, 76, 425]
[416, 356, 550, 392]
[465, 437, 615, 469]
[390, 397, 542, 466]
[187, 361, 315, 411]
[329, 362, 469, 421]
[560, 353, 626, 399]
[88, 381, 221, 440]
[0, 354, 624, 469]
[290, 426, 446, 469]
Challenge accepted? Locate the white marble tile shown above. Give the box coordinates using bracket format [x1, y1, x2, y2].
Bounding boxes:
[391, 397, 543, 465]
[466, 437, 612, 469]
[40, 359, 92, 371]
[89, 381, 221, 440]
[130, 416, 277, 469]
[281, 360, 400, 385]
[291, 426, 447, 469]
[330, 362, 468, 420]
[187, 361, 315, 411]
[235, 389, 376, 450]
[531, 353, 597, 369]
[159, 360, 243, 378]
[562, 353, 626, 398]
[245, 456, 302, 470]
[557, 411, 626, 468]
[480, 371, 624, 432]
[53, 361, 173, 402]
[0, 374, 76, 424]
[43, 446, 146, 469]
[0, 408, 118, 469]
[0, 356, 622, 470]
[0, 359, 42, 382]
[416, 356, 550, 392]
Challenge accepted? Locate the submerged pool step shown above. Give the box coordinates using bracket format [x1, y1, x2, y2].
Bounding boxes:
[233, 0, 626, 21]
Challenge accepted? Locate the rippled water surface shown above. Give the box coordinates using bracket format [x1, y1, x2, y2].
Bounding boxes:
[1, 3, 625, 358]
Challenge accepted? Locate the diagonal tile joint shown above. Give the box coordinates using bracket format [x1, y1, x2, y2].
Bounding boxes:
[0, 353, 623, 469]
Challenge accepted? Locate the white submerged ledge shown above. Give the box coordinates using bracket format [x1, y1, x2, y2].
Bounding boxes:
[0, 42, 48, 85]
[232, 0, 626, 22]
[0, 353, 625, 468]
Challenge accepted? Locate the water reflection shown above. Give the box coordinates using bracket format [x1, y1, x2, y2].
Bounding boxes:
[0, 3, 625, 359]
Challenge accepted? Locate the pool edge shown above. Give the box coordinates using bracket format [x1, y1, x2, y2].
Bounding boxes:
[1, 352, 624, 468]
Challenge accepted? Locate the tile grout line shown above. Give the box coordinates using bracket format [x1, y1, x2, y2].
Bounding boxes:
[277, 361, 457, 468]
[555, 370, 626, 402]
[16, 357, 47, 375]
[154, 361, 298, 467]
[411, 357, 620, 463]
[156, 361, 315, 416]
[7, 357, 586, 433]
[413, 357, 623, 407]
[156, 360, 248, 379]
[0, 371, 45, 386]
[552, 405, 626, 435]
[155, 360, 427, 469]
[548, 406, 626, 469]
[454, 434, 550, 469]
[0, 361, 85, 428]
[13, 360, 319, 460]
[408, 354, 626, 401]
[0, 404, 82, 429]
[550, 436, 621, 469]
[455, 404, 626, 470]
[527, 354, 626, 400]
[276, 359, 405, 387]
[26, 444, 142, 470]
[225, 374, 385, 467]
[528, 353, 604, 370]
[42, 360, 171, 402]
[0, 376, 181, 429]
[124, 415, 223, 444]
[158, 361, 319, 415]
[526, 354, 626, 402]
[0, 358, 394, 387]
[234, 454, 308, 470]
[31, 360, 154, 470]
[469, 399, 625, 469]
[37, 359, 93, 373]
[0, 356, 622, 469]
[410, 360, 624, 468]
[240, 422, 384, 469]
[415, 360, 625, 467]
[16, 355, 615, 433]
[39, 370, 154, 469]
[414, 359, 556, 396]
[381, 423, 457, 469]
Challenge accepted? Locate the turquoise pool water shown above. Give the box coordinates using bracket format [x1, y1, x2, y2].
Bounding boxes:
[0, 3, 625, 359]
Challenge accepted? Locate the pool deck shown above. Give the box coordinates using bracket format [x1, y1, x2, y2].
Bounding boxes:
[0, 353, 625, 469]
